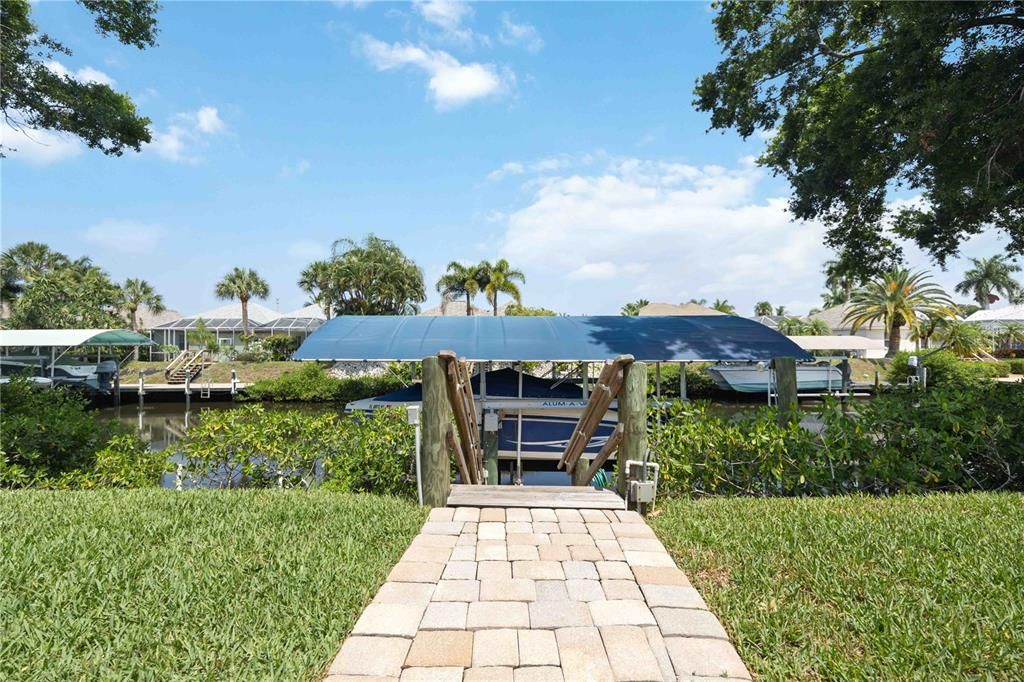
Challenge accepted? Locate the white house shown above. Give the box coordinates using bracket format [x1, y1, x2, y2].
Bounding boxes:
[807, 303, 915, 358]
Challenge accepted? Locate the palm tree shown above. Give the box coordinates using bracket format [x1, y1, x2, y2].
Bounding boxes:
[122, 278, 165, 331]
[299, 260, 335, 320]
[843, 269, 954, 358]
[476, 259, 525, 316]
[436, 262, 482, 315]
[998, 322, 1024, 349]
[774, 305, 788, 317]
[776, 317, 806, 335]
[935, 320, 988, 357]
[823, 258, 857, 304]
[711, 298, 736, 315]
[804, 318, 831, 336]
[753, 301, 772, 316]
[686, 298, 708, 306]
[911, 308, 956, 349]
[214, 267, 270, 335]
[622, 299, 650, 316]
[955, 255, 1022, 309]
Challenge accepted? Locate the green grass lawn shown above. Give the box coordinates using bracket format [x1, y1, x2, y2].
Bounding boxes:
[121, 360, 303, 384]
[0, 489, 426, 680]
[649, 493, 1024, 681]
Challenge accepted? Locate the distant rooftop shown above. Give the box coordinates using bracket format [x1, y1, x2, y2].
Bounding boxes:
[965, 304, 1024, 323]
[638, 302, 727, 316]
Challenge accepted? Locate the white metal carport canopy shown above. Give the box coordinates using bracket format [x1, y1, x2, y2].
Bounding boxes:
[0, 329, 155, 348]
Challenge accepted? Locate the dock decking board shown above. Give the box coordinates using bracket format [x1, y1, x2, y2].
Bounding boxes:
[446, 483, 625, 510]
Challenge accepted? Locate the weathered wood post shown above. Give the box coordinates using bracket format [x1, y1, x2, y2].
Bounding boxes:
[618, 361, 648, 498]
[773, 357, 798, 426]
[571, 457, 591, 486]
[421, 355, 452, 507]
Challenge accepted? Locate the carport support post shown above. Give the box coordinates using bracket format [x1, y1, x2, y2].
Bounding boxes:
[420, 355, 451, 507]
[773, 357, 798, 426]
[618, 361, 647, 499]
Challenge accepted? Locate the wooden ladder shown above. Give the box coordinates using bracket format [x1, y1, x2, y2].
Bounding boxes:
[438, 351, 485, 485]
[559, 355, 633, 484]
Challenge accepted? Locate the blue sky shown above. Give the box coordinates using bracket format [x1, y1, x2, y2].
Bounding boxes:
[2, 1, 1009, 317]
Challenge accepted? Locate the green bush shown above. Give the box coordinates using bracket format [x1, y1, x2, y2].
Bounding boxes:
[0, 378, 161, 489]
[181, 404, 416, 497]
[647, 362, 718, 398]
[1009, 359, 1024, 374]
[242, 362, 406, 403]
[887, 350, 1007, 386]
[260, 334, 301, 360]
[651, 382, 1024, 497]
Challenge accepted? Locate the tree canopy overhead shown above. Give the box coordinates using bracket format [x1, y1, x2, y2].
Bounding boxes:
[696, 2, 1023, 275]
[1, 0, 159, 156]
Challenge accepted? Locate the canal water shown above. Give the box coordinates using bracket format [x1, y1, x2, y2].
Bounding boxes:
[96, 399, 827, 488]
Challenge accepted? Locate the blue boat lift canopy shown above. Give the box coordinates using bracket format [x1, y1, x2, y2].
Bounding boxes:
[292, 315, 813, 363]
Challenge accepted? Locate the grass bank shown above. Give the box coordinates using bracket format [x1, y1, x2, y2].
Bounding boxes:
[121, 360, 301, 384]
[0, 489, 426, 680]
[649, 493, 1024, 681]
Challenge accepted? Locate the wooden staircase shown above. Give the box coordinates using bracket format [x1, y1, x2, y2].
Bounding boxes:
[164, 350, 208, 384]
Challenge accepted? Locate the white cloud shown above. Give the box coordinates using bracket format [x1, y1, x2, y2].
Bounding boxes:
[484, 210, 507, 224]
[45, 60, 116, 86]
[569, 262, 618, 280]
[280, 159, 312, 177]
[83, 220, 164, 255]
[287, 240, 329, 261]
[146, 106, 227, 163]
[487, 161, 525, 181]
[498, 156, 834, 314]
[194, 106, 225, 135]
[0, 119, 82, 165]
[498, 12, 544, 53]
[358, 35, 511, 109]
[413, 0, 478, 45]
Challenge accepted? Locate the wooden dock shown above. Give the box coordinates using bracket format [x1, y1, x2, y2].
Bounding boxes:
[446, 484, 624, 510]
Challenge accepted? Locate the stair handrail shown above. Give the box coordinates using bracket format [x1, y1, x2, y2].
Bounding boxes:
[164, 350, 207, 381]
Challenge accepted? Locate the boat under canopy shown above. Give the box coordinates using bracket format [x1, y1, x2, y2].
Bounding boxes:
[350, 368, 617, 462]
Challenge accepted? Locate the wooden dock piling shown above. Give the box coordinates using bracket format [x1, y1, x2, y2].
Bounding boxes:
[420, 355, 451, 506]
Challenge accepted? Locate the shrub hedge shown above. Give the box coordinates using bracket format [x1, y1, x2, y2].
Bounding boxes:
[887, 350, 1010, 386]
[241, 362, 407, 403]
[181, 404, 417, 498]
[651, 382, 1024, 497]
[0, 378, 163, 489]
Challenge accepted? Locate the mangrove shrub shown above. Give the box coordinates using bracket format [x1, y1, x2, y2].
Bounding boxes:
[652, 383, 1024, 498]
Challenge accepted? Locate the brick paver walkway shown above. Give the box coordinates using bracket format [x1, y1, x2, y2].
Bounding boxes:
[324, 506, 750, 682]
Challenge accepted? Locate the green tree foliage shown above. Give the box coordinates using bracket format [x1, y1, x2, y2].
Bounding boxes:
[652, 383, 1024, 497]
[774, 305, 787, 316]
[887, 350, 1009, 386]
[0, 377, 159, 488]
[186, 318, 218, 354]
[697, 2, 1024, 272]
[843, 269, 954, 357]
[621, 299, 651, 316]
[241, 362, 406, 403]
[935, 320, 989, 358]
[777, 317, 831, 336]
[4, 255, 123, 329]
[1, 0, 158, 156]
[181, 404, 416, 497]
[326, 234, 425, 315]
[476, 259, 525, 316]
[955, 255, 1022, 309]
[214, 267, 270, 335]
[753, 301, 773, 316]
[121, 277, 165, 331]
[711, 298, 736, 315]
[505, 304, 556, 316]
[999, 322, 1024, 348]
[297, 260, 335, 320]
[436, 261, 482, 315]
